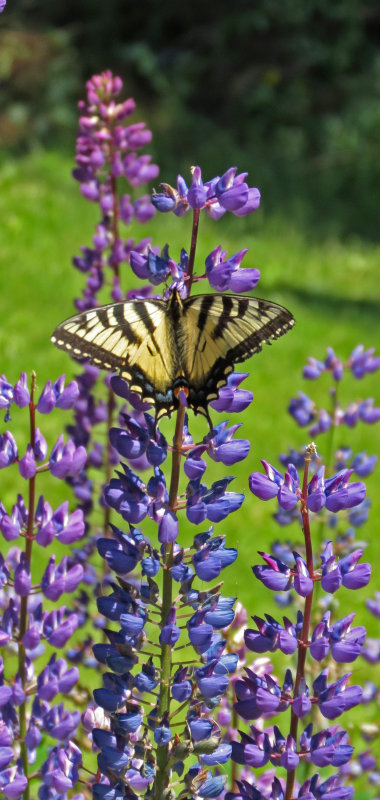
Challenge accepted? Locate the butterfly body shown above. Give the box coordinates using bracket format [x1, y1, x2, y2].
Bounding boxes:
[51, 289, 295, 423]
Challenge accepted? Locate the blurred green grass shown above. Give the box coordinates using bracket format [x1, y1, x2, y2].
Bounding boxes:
[0, 149, 379, 792]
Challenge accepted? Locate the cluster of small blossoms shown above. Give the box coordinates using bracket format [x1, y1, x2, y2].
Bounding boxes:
[220, 446, 370, 800]
[129, 226, 261, 295]
[90, 393, 255, 799]
[87, 161, 263, 798]
[0, 372, 87, 799]
[152, 165, 260, 220]
[73, 69, 159, 311]
[289, 345, 380, 435]
[67, 71, 160, 538]
[224, 346, 379, 799]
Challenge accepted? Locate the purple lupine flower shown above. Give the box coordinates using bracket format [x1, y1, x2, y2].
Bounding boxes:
[351, 451, 377, 477]
[206, 421, 250, 465]
[158, 510, 178, 543]
[104, 465, 149, 524]
[293, 552, 313, 597]
[313, 670, 363, 720]
[33, 428, 48, 462]
[154, 715, 172, 745]
[329, 614, 366, 663]
[43, 608, 79, 648]
[13, 373, 30, 408]
[13, 554, 31, 596]
[320, 541, 371, 593]
[245, 613, 299, 657]
[349, 344, 380, 378]
[109, 416, 149, 460]
[210, 373, 253, 413]
[37, 380, 57, 414]
[49, 435, 87, 478]
[252, 552, 292, 592]
[323, 469, 366, 512]
[288, 391, 315, 426]
[249, 460, 300, 508]
[1, 502, 23, 542]
[0, 376, 13, 411]
[53, 376, 80, 409]
[0, 432, 18, 468]
[358, 397, 380, 424]
[303, 356, 326, 380]
[205, 246, 260, 293]
[0, 765, 28, 798]
[193, 534, 237, 581]
[18, 444, 37, 479]
[195, 772, 227, 798]
[41, 556, 84, 601]
[43, 703, 81, 740]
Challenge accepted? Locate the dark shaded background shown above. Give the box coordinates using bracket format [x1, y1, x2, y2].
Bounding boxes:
[1, 0, 380, 238]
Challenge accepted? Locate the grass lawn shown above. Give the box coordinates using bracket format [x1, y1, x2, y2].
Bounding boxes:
[0, 149, 379, 795]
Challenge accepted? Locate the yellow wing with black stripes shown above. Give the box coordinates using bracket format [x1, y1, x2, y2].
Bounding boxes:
[51, 289, 295, 421]
[180, 293, 295, 416]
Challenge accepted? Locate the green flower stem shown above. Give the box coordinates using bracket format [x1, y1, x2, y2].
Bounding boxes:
[19, 371, 37, 800]
[154, 403, 186, 799]
[284, 445, 315, 800]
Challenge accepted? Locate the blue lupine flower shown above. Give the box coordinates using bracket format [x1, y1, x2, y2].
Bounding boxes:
[188, 611, 214, 654]
[195, 661, 229, 698]
[197, 771, 227, 798]
[104, 465, 149, 523]
[199, 742, 232, 766]
[154, 714, 172, 746]
[187, 476, 244, 524]
[97, 528, 140, 575]
[204, 596, 235, 629]
[188, 715, 214, 742]
[159, 607, 180, 645]
[158, 510, 178, 543]
[193, 536, 237, 581]
[109, 416, 148, 460]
